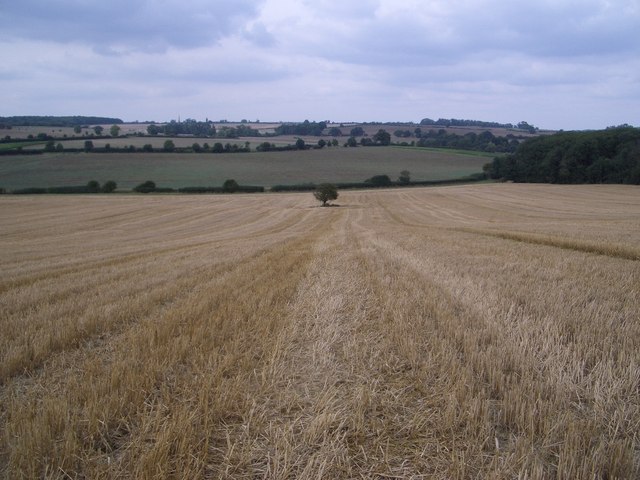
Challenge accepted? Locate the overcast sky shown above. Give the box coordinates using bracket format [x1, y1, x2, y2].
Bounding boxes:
[1, 0, 639, 130]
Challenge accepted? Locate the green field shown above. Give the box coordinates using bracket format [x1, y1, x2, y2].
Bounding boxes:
[0, 146, 489, 190]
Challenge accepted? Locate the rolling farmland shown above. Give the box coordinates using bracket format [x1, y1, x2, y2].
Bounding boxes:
[1, 184, 639, 478]
[0, 147, 490, 190]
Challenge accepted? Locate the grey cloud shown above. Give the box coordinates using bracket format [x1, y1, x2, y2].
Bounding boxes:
[242, 22, 277, 47]
[289, 0, 639, 68]
[0, 0, 264, 53]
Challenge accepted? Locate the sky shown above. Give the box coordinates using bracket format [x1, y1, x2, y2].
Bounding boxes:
[1, 0, 639, 130]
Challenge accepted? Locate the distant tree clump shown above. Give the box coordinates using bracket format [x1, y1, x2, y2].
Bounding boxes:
[163, 140, 175, 152]
[84, 140, 94, 152]
[373, 129, 391, 146]
[102, 180, 117, 193]
[313, 183, 338, 206]
[398, 170, 411, 184]
[275, 120, 327, 136]
[110, 125, 120, 137]
[485, 126, 640, 184]
[94, 126, 104, 135]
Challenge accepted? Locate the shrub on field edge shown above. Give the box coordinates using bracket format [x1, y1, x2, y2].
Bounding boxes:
[223, 179, 239, 193]
[134, 180, 156, 193]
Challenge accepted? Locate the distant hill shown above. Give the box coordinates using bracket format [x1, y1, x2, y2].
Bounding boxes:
[0, 116, 123, 127]
[485, 126, 640, 184]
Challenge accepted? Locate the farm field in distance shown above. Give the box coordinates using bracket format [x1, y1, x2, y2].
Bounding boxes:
[1, 184, 639, 478]
[0, 146, 490, 190]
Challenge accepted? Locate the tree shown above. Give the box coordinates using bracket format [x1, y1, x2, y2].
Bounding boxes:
[346, 136, 358, 147]
[192, 142, 202, 152]
[373, 129, 391, 146]
[317, 139, 327, 148]
[313, 183, 338, 206]
[44, 140, 56, 152]
[94, 125, 104, 135]
[328, 127, 343, 137]
[73, 125, 82, 134]
[102, 180, 117, 193]
[87, 180, 100, 193]
[350, 126, 364, 136]
[147, 124, 159, 135]
[398, 170, 411, 184]
[84, 140, 94, 152]
[56, 143, 64, 152]
[142, 144, 153, 152]
[110, 124, 120, 137]
[163, 140, 175, 152]
[295, 138, 306, 150]
[223, 179, 239, 192]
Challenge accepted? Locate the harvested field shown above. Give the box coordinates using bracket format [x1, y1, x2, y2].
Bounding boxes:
[1, 184, 639, 478]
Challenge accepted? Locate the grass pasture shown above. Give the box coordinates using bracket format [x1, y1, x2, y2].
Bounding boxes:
[0, 146, 488, 190]
[1, 184, 639, 478]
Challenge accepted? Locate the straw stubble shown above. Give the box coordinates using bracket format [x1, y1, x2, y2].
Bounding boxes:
[1, 184, 638, 478]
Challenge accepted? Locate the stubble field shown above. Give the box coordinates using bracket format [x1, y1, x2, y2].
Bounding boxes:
[1, 184, 639, 478]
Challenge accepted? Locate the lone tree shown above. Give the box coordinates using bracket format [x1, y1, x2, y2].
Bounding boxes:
[314, 183, 338, 206]
[398, 170, 411, 184]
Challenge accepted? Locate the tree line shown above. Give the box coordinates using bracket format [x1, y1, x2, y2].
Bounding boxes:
[0, 116, 123, 128]
[420, 118, 537, 133]
[484, 126, 640, 184]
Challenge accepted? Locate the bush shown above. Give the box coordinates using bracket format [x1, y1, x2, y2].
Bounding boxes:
[223, 179, 239, 192]
[178, 186, 222, 193]
[365, 174, 392, 187]
[270, 183, 317, 192]
[87, 180, 100, 193]
[133, 180, 156, 193]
